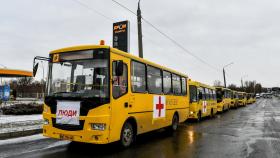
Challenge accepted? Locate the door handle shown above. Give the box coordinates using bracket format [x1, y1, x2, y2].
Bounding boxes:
[124, 102, 128, 108]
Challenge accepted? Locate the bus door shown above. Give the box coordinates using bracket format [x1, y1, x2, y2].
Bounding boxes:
[198, 87, 206, 116]
[110, 54, 131, 141]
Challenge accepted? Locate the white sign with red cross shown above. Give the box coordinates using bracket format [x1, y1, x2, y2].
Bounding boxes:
[153, 96, 166, 118]
[202, 101, 207, 113]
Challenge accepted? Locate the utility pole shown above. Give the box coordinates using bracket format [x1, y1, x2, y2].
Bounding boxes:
[223, 68, 226, 88]
[137, 0, 143, 58]
[222, 62, 234, 88]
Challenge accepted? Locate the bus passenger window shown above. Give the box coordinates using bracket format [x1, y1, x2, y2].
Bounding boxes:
[205, 88, 209, 100]
[190, 85, 197, 102]
[112, 61, 128, 98]
[163, 71, 172, 94]
[181, 77, 187, 95]
[172, 74, 181, 95]
[131, 61, 146, 93]
[147, 66, 162, 94]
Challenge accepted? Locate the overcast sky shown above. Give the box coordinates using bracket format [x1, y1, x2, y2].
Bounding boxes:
[0, 0, 279, 87]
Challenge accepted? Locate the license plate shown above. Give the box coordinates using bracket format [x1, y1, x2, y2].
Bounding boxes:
[59, 134, 74, 141]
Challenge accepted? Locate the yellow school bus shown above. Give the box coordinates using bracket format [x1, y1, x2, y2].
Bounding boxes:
[229, 90, 235, 109]
[215, 87, 231, 112]
[245, 93, 250, 105]
[39, 43, 189, 147]
[248, 93, 255, 104]
[231, 91, 239, 108]
[188, 80, 217, 121]
[252, 94, 256, 103]
[238, 92, 246, 106]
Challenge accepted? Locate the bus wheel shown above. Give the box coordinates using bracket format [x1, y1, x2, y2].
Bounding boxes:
[120, 122, 134, 148]
[197, 111, 202, 122]
[171, 114, 179, 131]
[210, 109, 214, 118]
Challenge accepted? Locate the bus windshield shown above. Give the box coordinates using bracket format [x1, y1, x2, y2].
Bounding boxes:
[47, 49, 109, 99]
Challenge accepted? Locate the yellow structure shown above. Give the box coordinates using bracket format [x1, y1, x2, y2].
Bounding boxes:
[42, 44, 189, 147]
[215, 87, 231, 112]
[188, 80, 217, 121]
[231, 91, 239, 108]
[0, 68, 32, 77]
[238, 92, 246, 106]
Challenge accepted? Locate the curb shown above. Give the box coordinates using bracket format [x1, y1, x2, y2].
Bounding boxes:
[0, 128, 42, 140]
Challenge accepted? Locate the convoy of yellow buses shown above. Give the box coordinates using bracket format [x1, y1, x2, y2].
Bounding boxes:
[33, 42, 257, 147]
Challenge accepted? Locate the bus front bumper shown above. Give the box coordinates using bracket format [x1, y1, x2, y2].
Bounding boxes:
[43, 113, 111, 144]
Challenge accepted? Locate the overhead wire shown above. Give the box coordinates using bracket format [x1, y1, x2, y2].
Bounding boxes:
[111, 0, 221, 72]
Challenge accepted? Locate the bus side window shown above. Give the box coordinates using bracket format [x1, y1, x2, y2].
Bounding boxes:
[131, 61, 146, 93]
[163, 71, 172, 94]
[181, 77, 187, 95]
[147, 65, 162, 94]
[202, 88, 206, 100]
[209, 89, 213, 100]
[112, 61, 128, 98]
[172, 74, 182, 95]
[190, 85, 197, 102]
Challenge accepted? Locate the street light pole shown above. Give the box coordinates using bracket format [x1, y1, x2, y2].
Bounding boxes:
[222, 62, 234, 88]
[137, 0, 143, 58]
[241, 75, 248, 91]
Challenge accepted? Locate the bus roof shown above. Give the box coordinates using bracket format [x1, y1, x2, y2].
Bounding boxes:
[214, 86, 231, 91]
[50, 44, 188, 78]
[189, 80, 215, 90]
[0, 68, 33, 77]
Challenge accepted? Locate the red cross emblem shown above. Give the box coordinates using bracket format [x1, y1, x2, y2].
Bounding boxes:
[156, 96, 164, 117]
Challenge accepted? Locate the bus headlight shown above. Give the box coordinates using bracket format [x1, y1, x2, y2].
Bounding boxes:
[44, 119, 49, 125]
[91, 123, 106, 131]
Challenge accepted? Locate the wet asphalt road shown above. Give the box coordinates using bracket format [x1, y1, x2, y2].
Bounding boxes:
[1, 98, 280, 158]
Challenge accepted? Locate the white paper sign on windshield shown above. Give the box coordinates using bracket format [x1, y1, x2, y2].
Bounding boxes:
[56, 101, 80, 125]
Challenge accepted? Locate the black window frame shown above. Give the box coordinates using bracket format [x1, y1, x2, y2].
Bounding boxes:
[130, 60, 147, 93]
[181, 77, 187, 95]
[147, 65, 163, 94]
[172, 73, 182, 96]
[112, 61, 128, 99]
[162, 70, 173, 95]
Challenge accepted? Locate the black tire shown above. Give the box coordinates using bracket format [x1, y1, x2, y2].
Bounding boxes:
[120, 121, 135, 148]
[197, 111, 202, 122]
[210, 109, 214, 118]
[167, 113, 179, 133]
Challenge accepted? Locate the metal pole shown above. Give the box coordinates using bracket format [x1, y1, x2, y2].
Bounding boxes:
[137, 0, 143, 58]
[223, 68, 226, 88]
[241, 78, 244, 89]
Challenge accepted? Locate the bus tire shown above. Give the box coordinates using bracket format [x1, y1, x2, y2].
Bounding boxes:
[210, 109, 214, 118]
[168, 113, 179, 132]
[120, 121, 135, 148]
[197, 111, 202, 122]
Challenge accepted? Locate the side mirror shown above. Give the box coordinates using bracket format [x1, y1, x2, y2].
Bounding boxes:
[115, 60, 124, 76]
[33, 63, 39, 77]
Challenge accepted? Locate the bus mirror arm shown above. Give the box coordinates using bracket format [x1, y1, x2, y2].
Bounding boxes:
[33, 56, 50, 77]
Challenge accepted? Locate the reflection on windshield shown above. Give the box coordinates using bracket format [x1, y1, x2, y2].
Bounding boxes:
[47, 52, 109, 99]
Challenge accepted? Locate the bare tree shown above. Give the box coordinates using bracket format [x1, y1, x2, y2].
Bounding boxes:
[213, 80, 222, 87]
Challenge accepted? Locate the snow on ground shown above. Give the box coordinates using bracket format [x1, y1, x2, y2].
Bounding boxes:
[0, 114, 42, 124]
[0, 114, 43, 135]
[0, 134, 46, 145]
